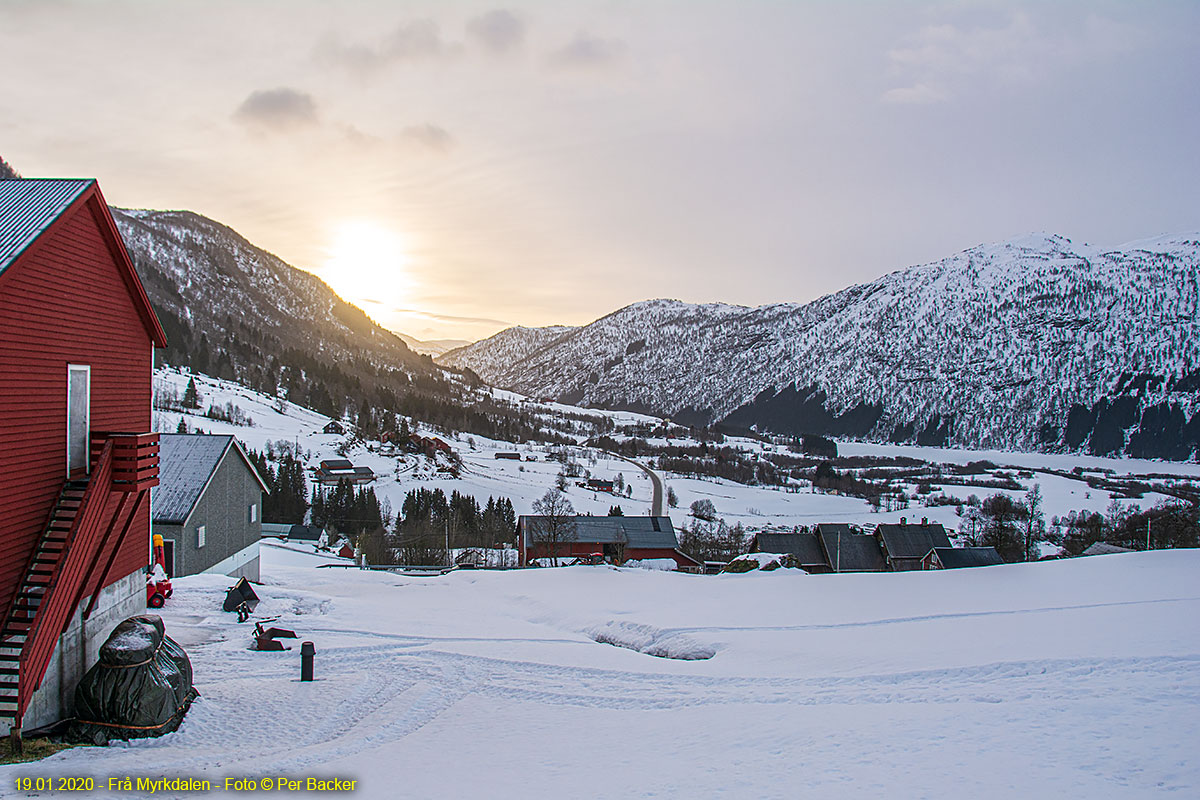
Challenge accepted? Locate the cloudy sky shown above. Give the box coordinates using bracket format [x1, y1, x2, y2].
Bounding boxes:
[2, 1, 1197, 342]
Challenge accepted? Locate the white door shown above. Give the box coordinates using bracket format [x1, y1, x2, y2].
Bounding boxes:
[67, 365, 91, 476]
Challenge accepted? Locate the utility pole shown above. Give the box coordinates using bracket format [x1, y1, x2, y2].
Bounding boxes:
[1147, 518, 1151, 551]
[836, 529, 842, 574]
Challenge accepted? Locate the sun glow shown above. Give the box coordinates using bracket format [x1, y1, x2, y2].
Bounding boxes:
[322, 220, 415, 309]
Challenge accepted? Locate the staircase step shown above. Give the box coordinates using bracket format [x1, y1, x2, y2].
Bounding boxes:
[0, 668, 18, 676]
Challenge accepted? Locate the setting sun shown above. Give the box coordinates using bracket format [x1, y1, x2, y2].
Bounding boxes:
[321, 220, 414, 308]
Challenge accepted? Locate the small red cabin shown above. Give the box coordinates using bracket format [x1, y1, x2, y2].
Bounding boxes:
[0, 178, 166, 733]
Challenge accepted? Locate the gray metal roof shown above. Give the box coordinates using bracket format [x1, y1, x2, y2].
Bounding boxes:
[877, 523, 952, 560]
[519, 515, 678, 549]
[932, 547, 1005, 568]
[287, 525, 325, 541]
[815, 523, 855, 539]
[754, 533, 827, 566]
[152, 434, 269, 524]
[0, 179, 93, 275]
[818, 530, 887, 572]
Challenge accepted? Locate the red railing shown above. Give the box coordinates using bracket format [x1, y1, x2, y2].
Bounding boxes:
[91, 432, 159, 492]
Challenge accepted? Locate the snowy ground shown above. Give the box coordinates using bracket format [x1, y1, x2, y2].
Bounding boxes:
[2, 543, 1197, 798]
[152, 368, 1196, 535]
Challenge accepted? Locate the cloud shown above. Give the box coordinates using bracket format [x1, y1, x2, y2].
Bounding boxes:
[881, 10, 1147, 104]
[547, 31, 627, 71]
[400, 124, 455, 153]
[882, 82, 947, 105]
[316, 19, 460, 75]
[233, 88, 318, 131]
[384, 19, 454, 61]
[467, 9, 525, 55]
[389, 308, 511, 327]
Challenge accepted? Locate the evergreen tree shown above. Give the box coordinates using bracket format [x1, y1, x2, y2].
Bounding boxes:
[183, 377, 200, 409]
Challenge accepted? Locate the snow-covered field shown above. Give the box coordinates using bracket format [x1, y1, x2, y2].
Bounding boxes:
[3, 543, 1197, 798]
[153, 369, 1195, 535]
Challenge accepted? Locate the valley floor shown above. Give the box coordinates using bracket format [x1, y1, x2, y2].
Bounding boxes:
[2, 544, 1197, 799]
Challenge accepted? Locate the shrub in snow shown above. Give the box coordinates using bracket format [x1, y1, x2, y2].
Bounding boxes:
[722, 553, 802, 573]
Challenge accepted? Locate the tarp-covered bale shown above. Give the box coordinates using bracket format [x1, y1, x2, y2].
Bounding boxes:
[69, 615, 199, 744]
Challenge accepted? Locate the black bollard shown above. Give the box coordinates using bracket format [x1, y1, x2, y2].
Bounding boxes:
[301, 641, 315, 682]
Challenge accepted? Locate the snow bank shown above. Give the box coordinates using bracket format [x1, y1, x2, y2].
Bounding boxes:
[622, 558, 677, 571]
[586, 621, 716, 660]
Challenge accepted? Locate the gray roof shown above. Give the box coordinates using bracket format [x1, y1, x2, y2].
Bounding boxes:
[932, 547, 1005, 568]
[519, 515, 678, 549]
[754, 533, 827, 566]
[818, 530, 887, 572]
[0, 179, 93, 275]
[287, 525, 325, 541]
[815, 523, 855, 539]
[152, 434, 269, 524]
[878, 522, 952, 560]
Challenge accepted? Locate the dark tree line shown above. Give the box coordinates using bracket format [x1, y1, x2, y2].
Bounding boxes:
[311, 479, 385, 539]
[246, 447, 309, 525]
[381, 488, 519, 566]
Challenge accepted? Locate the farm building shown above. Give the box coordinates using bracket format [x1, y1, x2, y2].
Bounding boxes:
[0, 178, 167, 734]
[877, 518, 952, 571]
[517, 516, 700, 570]
[494, 452, 522, 460]
[751, 532, 832, 573]
[817, 523, 887, 573]
[151, 434, 269, 581]
[322, 420, 345, 435]
[922, 547, 1005, 570]
[314, 458, 375, 486]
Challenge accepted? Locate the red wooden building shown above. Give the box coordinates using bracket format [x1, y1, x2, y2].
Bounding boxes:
[517, 515, 700, 570]
[0, 179, 166, 736]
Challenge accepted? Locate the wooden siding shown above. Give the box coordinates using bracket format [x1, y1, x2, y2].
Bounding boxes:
[0, 194, 154, 621]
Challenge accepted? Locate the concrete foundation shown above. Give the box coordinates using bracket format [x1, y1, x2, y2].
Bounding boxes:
[22, 570, 145, 731]
[202, 540, 260, 582]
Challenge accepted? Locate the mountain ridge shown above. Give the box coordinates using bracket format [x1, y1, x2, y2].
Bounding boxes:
[440, 231, 1200, 460]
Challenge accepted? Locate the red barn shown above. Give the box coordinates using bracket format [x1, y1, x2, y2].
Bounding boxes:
[517, 515, 700, 570]
[0, 179, 166, 736]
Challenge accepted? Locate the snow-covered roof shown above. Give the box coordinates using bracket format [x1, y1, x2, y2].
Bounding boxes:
[0, 178, 93, 275]
[152, 434, 270, 525]
[1082, 542, 1135, 556]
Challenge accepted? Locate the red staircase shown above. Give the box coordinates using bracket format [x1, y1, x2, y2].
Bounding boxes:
[0, 433, 158, 731]
[0, 480, 90, 725]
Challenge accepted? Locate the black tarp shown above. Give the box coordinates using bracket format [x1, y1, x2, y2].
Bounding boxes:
[69, 615, 199, 744]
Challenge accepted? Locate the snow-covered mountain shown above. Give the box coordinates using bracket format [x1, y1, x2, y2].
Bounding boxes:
[114, 208, 428, 372]
[442, 325, 576, 378]
[397, 333, 473, 358]
[440, 233, 1200, 460]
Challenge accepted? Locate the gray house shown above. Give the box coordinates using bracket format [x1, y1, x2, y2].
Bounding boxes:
[152, 434, 270, 581]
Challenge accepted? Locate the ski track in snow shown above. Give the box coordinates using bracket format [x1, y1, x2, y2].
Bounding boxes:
[4, 549, 1198, 799]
